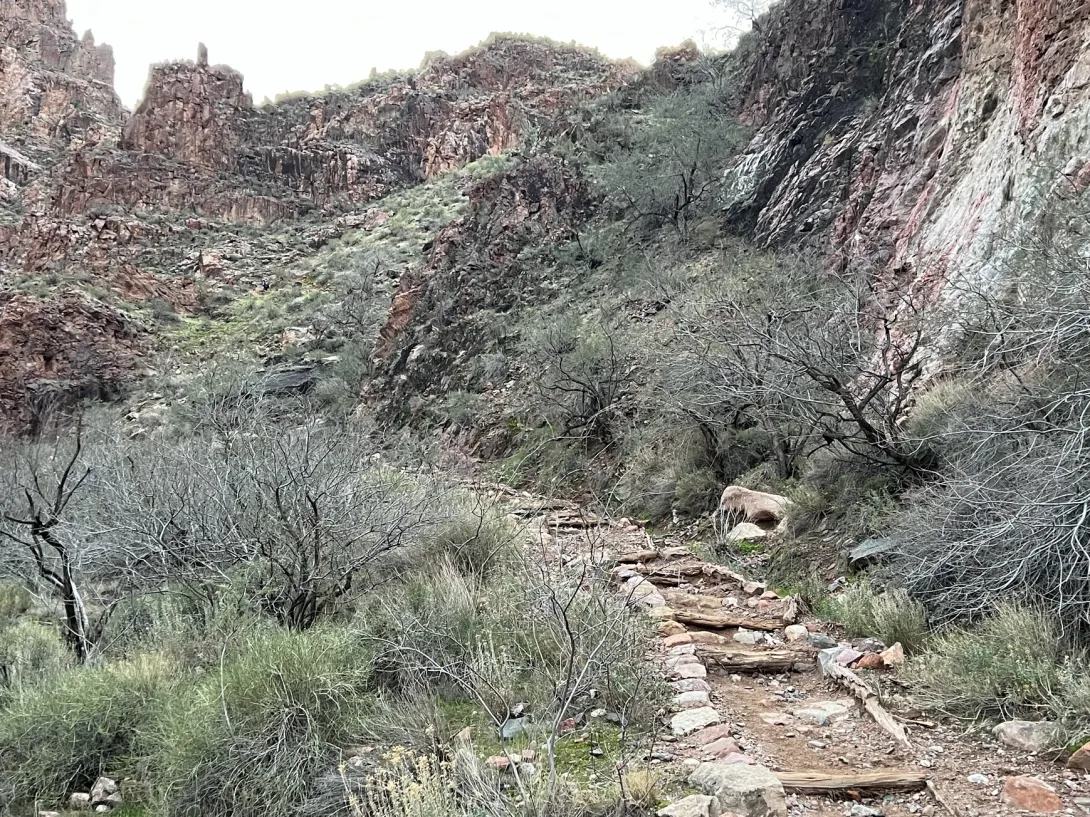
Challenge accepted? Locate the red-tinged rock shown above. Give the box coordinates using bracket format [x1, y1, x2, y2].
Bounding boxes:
[1067, 740, 1090, 771]
[702, 737, 743, 757]
[688, 723, 738, 746]
[486, 755, 511, 771]
[557, 718, 577, 735]
[855, 653, 884, 670]
[1001, 776, 1062, 813]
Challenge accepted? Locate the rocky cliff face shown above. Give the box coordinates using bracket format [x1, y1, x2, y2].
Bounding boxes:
[724, 0, 1090, 328]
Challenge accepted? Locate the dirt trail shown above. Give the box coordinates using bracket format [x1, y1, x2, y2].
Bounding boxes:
[481, 482, 1090, 817]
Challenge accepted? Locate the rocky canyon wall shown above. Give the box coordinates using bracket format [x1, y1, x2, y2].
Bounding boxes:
[724, 0, 1090, 335]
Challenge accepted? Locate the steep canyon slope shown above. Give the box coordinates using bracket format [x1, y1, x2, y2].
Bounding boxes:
[2, 0, 1090, 434]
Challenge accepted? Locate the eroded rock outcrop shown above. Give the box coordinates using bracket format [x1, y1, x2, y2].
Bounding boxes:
[0, 291, 147, 433]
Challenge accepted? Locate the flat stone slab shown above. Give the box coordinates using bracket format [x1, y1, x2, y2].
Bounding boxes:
[690, 762, 787, 817]
[672, 678, 712, 693]
[671, 706, 722, 737]
[671, 662, 708, 680]
[672, 690, 712, 709]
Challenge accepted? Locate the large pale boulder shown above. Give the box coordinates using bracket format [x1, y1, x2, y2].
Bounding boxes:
[690, 762, 787, 817]
[993, 720, 1060, 753]
[716, 486, 791, 533]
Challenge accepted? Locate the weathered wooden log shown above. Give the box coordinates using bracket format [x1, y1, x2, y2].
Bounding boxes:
[823, 661, 912, 749]
[776, 770, 929, 793]
[695, 645, 802, 672]
[673, 610, 782, 632]
[616, 549, 662, 564]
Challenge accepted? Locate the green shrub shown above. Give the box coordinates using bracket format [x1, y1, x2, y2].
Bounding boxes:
[787, 449, 902, 540]
[905, 603, 1090, 730]
[0, 653, 178, 808]
[409, 501, 520, 582]
[0, 581, 31, 625]
[149, 625, 374, 817]
[823, 579, 929, 654]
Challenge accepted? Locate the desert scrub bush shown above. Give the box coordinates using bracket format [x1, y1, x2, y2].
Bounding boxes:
[823, 579, 929, 654]
[0, 653, 178, 809]
[785, 448, 903, 540]
[0, 619, 72, 699]
[905, 603, 1090, 731]
[520, 310, 635, 444]
[149, 625, 374, 817]
[362, 557, 663, 746]
[406, 497, 519, 582]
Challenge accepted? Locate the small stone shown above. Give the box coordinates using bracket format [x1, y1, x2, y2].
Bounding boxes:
[792, 700, 851, 726]
[664, 633, 695, 648]
[743, 581, 766, 596]
[90, 778, 118, 806]
[1001, 776, 1063, 813]
[1067, 739, 1090, 770]
[68, 793, 92, 811]
[659, 620, 688, 637]
[850, 806, 884, 817]
[670, 643, 698, 656]
[761, 590, 779, 600]
[672, 662, 709, 680]
[673, 690, 713, 709]
[521, 749, 537, 761]
[807, 633, 838, 649]
[658, 794, 721, 817]
[784, 625, 808, 642]
[746, 597, 761, 608]
[808, 741, 827, 749]
[667, 653, 702, 668]
[690, 762, 787, 817]
[95, 809, 111, 815]
[672, 706, 722, 736]
[880, 642, 905, 667]
[39, 812, 62, 817]
[967, 774, 989, 785]
[836, 648, 864, 666]
[520, 762, 536, 776]
[673, 678, 713, 693]
[993, 721, 1060, 753]
[1074, 797, 1090, 814]
[501, 717, 527, 739]
[724, 596, 741, 607]
[103, 793, 123, 809]
[734, 628, 764, 646]
[720, 751, 757, 765]
[759, 712, 794, 726]
[487, 755, 511, 770]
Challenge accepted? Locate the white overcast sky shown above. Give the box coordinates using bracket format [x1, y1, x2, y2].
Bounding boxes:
[66, 0, 732, 108]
